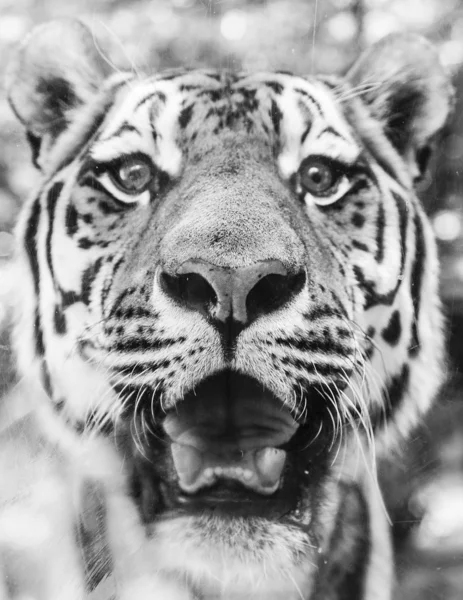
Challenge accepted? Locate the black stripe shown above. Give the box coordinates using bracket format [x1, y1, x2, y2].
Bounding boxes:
[320, 126, 348, 143]
[270, 99, 283, 136]
[81, 257, 104, 305]
[101, 256, 125, 313]
[108, 122, 140, 139]
[364, 326, 376, 361]
[356, 191, 409, 310]
[275, 335, 353, 357]
[45, 182, 64, 281]
[280, 355, 352, 378]
[33, 311, 45, 356]
[133, 90, 165, 112]
[61, 289, 80, 309]
[179, 103, 194, 129]
[374, 197, 386, 262]
[24, 197, 45, 356]
[303, 304, 344, 321]
[394, 191, 408, 278]
[351, 211, 365, 228]
[409, 211, 425, 357]
[54, 305, 67, 334]
[41, 364, 53, 397]
[300, 119, 312, 143]
[112, 336, 180, 353]
[373, 364, 410, 428]
[352, 240, 369, 252]
[24, 196, 41, 296]
[265, 80, 284, 95]
[78, 237, 94, 250]
[294, 87, 323, 114]
[65, 202, 79, 236]
[381, 309, 401, 346]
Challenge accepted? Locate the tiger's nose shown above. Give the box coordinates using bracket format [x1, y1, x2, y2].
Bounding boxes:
[160, 260, 306, 324]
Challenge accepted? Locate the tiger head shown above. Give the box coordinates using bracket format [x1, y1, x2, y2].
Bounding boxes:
[7, 19, 452, 595]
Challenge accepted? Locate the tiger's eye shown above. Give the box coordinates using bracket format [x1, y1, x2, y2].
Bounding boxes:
[116, 158, 152, 194]
[300, 158, 336, 196]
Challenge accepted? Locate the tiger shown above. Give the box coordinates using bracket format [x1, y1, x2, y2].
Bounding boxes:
[0, 17, 453, 600]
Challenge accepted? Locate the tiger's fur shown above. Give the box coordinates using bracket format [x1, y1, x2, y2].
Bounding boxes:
[1, 19, 453, 600]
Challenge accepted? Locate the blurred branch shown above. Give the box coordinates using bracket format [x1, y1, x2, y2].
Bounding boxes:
[351, 0, 365, 54]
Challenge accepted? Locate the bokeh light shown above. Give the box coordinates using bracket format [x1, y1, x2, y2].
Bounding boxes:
[220, 10, 247, 42]
[439, 40, 463, 70]
[326, 11, 358, 42]
[433, 210, 462, 242]
[364, 10, 400, 42]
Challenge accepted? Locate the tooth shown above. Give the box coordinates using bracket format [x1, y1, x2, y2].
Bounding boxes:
[214, 467, 223, 476]
[243, 469, 253, 481]
[204, 467, 214, 480]
[254, 448, 286, 487]
[171, 443, 204, 487]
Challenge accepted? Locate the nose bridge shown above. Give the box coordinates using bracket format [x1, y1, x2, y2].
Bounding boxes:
[160, 169, 305, 274]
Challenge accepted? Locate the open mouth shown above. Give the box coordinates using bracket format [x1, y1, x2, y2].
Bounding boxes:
[128, 371, 333, 521]
[163, 371, 299, 496]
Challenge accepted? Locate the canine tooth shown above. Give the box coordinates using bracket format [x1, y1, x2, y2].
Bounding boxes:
[171, 443, 204, 486]
[242, 469, 253, 481]
[254, 448, 286, 486]
[204, 467, 214, 480]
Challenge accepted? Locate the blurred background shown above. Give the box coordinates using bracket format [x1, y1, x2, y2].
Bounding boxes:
[1, 0, 463, 597]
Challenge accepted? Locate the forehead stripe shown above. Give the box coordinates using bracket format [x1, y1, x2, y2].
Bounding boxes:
[103, 122, 141, 143]
[134, 90, 166, 112]
[294, 87, 324, 116]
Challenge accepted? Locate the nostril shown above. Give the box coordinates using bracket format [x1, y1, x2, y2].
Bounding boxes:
[160, 272, 217, 313]
[246, 270, 306, 322]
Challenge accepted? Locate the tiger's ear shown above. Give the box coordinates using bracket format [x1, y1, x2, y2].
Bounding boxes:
[6, 19, 110, 162]
[347, 33, 454, 178]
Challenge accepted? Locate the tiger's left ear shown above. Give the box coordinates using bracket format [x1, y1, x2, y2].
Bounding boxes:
[6, 19, 111, 165]
[347, 33, 454, 179]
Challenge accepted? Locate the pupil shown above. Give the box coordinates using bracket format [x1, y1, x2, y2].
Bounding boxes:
[309, 166, 324, 185]
[121, 163, 148, 188]
[128, 166, 142, 182]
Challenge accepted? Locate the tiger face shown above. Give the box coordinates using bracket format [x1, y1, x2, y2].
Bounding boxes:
[7, 20, 452, 599]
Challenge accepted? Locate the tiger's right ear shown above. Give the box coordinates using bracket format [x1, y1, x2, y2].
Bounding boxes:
[6, 19, 110, 160]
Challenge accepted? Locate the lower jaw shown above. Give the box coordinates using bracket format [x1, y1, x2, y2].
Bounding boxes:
[146, 512, 317, 600]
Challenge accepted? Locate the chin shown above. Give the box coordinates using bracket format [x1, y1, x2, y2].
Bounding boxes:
[148, 515, 317, 600]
